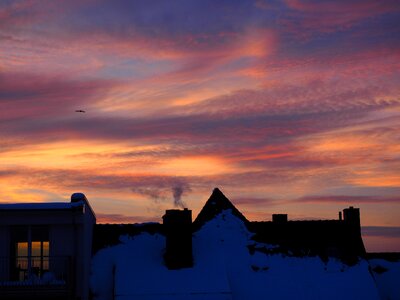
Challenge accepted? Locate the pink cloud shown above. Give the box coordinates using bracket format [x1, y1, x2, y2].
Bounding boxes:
[0, 72, 118, 120]
[0, 0, 89, 30]
[285, 0, 398, 15]
[1, 71, 398, 156]
[0, 1, 41, 29]
[283, 0, 400, 33]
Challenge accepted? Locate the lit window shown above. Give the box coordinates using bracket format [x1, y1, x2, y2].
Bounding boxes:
[13, 226, 50, 280]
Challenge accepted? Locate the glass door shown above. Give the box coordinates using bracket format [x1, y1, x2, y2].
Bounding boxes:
[16, 242, 28, 281]
[12, 226, 49, 281]
[31, 241, 50, 277]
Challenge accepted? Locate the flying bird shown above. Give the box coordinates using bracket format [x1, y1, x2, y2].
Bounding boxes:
[75, 110, 86, 113]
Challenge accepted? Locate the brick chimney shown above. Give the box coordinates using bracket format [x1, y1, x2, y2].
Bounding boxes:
[163, 208, 193, 269]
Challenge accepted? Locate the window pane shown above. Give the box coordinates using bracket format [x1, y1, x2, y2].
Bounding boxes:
[32, 257, 41, 268]
[17, 242, 28, 257]
[16, 257, 28, 269]
[16, 242, 28, 273]
[32, 241, 41, 257]
[43, 241, 49, 256]
[43, 257, 49, 270]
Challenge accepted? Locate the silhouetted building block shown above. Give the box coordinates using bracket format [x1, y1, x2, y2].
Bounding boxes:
[0, 193, 96, 300]
[272, 214, 288, 223]
[163, 208, 193, 269]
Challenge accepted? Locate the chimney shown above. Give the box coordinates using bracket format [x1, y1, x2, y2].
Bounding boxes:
[343, 206, 361, 231]
[272, 214, 288, 223]
[163, 208, 193, 269]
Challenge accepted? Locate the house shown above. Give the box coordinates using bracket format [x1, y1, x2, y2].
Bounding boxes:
[90, 188, 382, 300]
[0, 193, 95, 300]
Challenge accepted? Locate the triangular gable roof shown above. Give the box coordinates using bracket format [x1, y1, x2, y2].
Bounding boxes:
[193, 188, 248, 230]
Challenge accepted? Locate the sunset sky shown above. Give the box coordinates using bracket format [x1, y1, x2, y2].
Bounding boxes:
[1, 0, 399, 251]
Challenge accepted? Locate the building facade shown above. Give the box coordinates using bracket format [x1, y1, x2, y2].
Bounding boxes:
[0, 193, 95, 300]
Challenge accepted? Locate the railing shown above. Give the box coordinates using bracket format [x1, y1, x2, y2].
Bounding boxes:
[0, 256, 72, 288]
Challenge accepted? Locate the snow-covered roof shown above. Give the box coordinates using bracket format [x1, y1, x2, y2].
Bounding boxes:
[91, 209, 385, 300]
[193, 188, 248, 230]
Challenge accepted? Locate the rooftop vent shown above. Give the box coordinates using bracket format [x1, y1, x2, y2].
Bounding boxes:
[71, 192, 87, 203]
